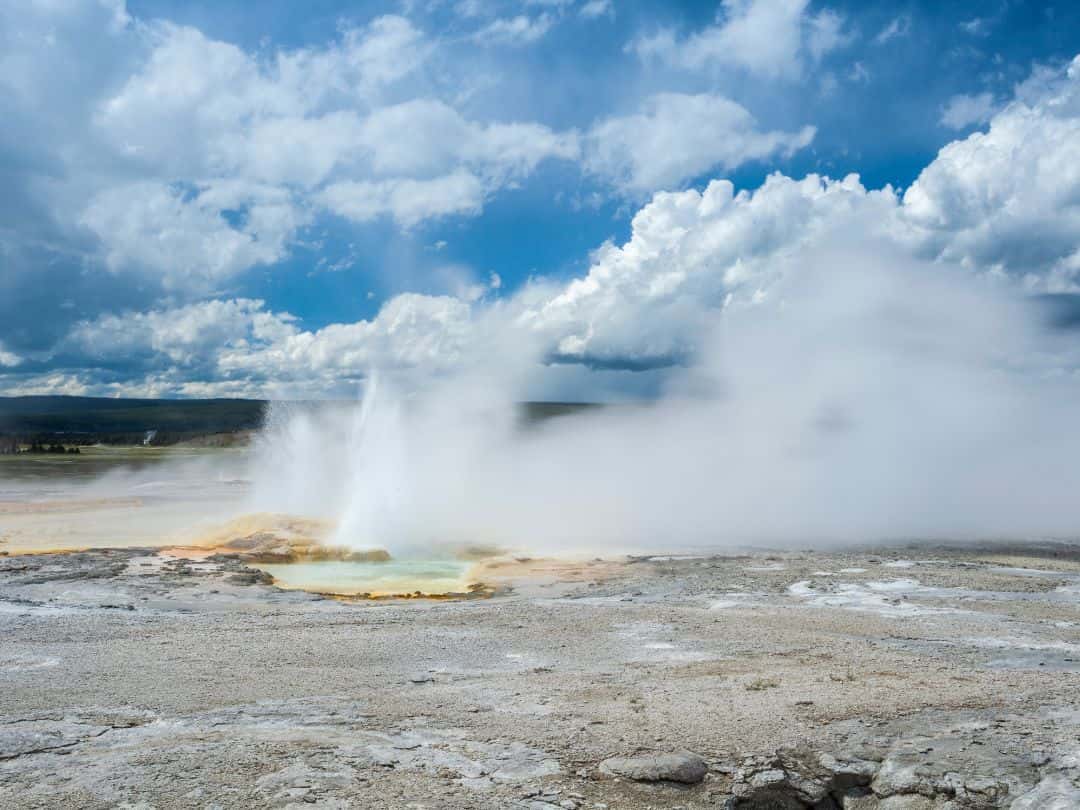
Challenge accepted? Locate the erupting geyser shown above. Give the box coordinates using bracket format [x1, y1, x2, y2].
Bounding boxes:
[247, 243, 1080, 562]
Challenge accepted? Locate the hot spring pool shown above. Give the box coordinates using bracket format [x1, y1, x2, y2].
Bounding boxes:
[253, 558, 476, 596]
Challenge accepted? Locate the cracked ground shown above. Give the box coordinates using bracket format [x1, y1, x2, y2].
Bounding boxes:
[1, 543, 1080, 807]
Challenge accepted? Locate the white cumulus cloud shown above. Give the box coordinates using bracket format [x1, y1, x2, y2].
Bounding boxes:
[0, 3, 579, 294]
[630, 0, 850, 79]
[584, 92, 815, 193]
[79, 182, 308, 287]
[472, 14, 554, 45]
[319, 172, 487, 227]
[939, 92, 997, 130]
[580, 0, 614, 20]
[0, 344, 21, 368]
[905, 57, 1080, 290]
[4, 6, 1080, 397]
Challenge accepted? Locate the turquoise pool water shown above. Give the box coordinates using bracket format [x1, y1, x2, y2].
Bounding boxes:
[254, 558, 475, 596]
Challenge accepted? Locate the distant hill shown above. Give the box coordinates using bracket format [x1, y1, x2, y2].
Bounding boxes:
[519, 401, 601, 422]
[0, 396, 600, 448]
[0, 396, 267, 446]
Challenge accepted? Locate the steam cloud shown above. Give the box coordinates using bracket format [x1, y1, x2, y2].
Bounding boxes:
[248, 230, 1080, 556]
[245, 57, 1080, 556]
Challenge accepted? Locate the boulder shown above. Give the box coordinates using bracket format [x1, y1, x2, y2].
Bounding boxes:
[600, 751, 708, 784]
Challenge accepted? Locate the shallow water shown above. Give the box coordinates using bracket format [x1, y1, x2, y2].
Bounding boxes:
[0, 447, 488, 596]
[255, 559, 474, 596]
[0, 446, 251, 552]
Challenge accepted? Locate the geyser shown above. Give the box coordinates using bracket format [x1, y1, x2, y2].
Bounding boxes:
[248, 237, 1080, 558]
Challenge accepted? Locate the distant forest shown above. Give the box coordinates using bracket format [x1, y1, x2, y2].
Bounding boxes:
[0, 396, 267, 448]
[0, 396, 598, 450]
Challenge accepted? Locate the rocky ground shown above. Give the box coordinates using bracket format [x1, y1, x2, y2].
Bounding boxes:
[2, 542, 1080, 808]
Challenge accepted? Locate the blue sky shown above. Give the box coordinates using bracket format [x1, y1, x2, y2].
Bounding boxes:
[129, 0, 1077, 328]
[0, 0, 1078, 397]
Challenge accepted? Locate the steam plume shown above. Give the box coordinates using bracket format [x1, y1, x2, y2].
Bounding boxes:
[249, 233, 1080, 555]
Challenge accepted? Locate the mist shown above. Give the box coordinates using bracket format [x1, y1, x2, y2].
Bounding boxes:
[246, 233, 1080, 557]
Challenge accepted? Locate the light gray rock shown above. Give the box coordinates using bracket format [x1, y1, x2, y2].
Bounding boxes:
[872, 759, 945, 799]
[600, 751, 708, 784]
[1010, 775, 1080, 810]
[0, 720, 109, 759]
[843, 794, 881, 810]
[878, 796, 937, 810]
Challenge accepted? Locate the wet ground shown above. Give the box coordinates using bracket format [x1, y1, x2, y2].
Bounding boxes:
[0, 447, 250, 553]
[1, 538, 1080, 808]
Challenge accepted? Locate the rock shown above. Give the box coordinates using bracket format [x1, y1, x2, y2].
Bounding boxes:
[871, 759, 946, 799]
[843, 793, 881, 809]
[599, 751, 708, 784]
[878, 797, 936, 810]
[1010, 775, 1080, 809]
[226, 569, 274, 586]
[819, 753, 881, 786]
[728, 745, 880, 808]
[727, 787, 804, 809]
[748, 768, 789, 789]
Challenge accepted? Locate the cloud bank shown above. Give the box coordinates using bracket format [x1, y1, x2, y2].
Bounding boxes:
[242, 56, 1080, 552]
[1, 1, 1079, 403]
[250, 231, 1080, 554]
